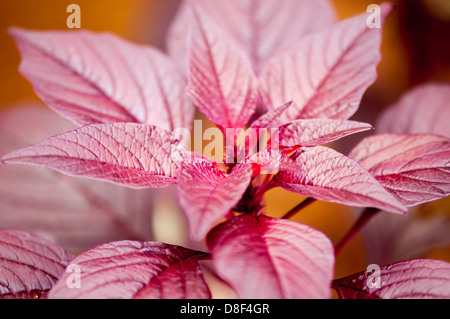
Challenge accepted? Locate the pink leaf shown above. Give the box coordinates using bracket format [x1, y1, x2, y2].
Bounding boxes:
[377, 82, 450, 138]
[277, 119, 373, 147]
[0, 105, 157, 253]
[167, 0, 335, 74]
[275, 146, 407, 214]
[9, 28, 193, 130]
[48, 241, 211, 299]
[248, 149, 298, 174]
[2, 122, 184, 189]
[0, 229, 73, 299]
[259, 3, 393, 121]
[349, 134, 450, 206]
[333, 259, 450, 299]
[249, 101, 293, 129]
[206, 215, 334, 298]
[177, 163, 252, 240]
[186, 5, 259, 129]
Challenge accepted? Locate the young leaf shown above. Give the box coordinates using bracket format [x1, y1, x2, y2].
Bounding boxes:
[349, 134, 450, 206]
[9, 28, 193, 130]
[2, 122, 184, 189]
[259, 3, 393, 122]
[0, 105, 157, 252]
[333, 259, 450, 299]
[186, 5, 259, 129]
[277, 119, 373, 147]
[249, 101, 293, 129]
[248, 149, 298, 174]
[377, 82, 450, 138]
[206, 215, 334, 299]
[177, 163, 252, 240]
[0, 229, 73, 299]
[48, 241, 211, 299]
[275, 146, 407, 214]
[167, 0, 335, 74]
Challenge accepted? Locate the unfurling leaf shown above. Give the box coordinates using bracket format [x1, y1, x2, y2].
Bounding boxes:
[349, 134, 450, 206]
[10, 28, 193, 130]
[48, 241, 211, 299]
[333, 259, 450, 299]
[275, 146, 407, 214]
[186, 5, 259, 129]
[259, 3, 393, 122]
[0, 229, 73, 299]
[277, 119, 372, 147]
[206, 215, 334, 298]
[177, 163, 252, 240]
[2, 123, 184, 189]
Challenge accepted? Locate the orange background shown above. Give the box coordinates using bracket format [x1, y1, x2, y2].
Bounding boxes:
[0, 0, 449, 298]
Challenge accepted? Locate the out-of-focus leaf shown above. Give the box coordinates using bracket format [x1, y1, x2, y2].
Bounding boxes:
[206, 215, 334, 298]
[349, 134, 450, 206]
[0, 105, 157, 253]
[333, 259, 450, 299]
[377, 82, 450, 138]
[167, 0, 335, 74]
[48, 241, 211, 299]
[0, 229, 73, 299]
[259, 4, 393, 121]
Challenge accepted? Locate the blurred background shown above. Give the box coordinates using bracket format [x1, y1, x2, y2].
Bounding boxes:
[0, 0, 449, 298]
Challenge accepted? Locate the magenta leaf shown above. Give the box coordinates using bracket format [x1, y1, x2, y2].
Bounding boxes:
[2, 122, 184, 189]
[259, 3, 393, 122]
[349, 134, 450, 206]
[206, 215, 334, 299]
[167, 0, 335, 74]
[9, 28, 193, 130]
[0, 105, 157, 252]
[177, 163, 253, 240]
[275, 146, 407, 214]
[277, 119, 373, 147]
[248, 149, 298, 174]
[48, 241, 211, 299]
[333, 259, 450, 299]
[186, 5, 259, 129]
[377, 82, 450, 138]
[249, 101, 293, 129]
[0, 229, 74, 299]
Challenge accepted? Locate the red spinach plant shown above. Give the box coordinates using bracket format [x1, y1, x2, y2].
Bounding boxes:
[1, 0, 449, 299]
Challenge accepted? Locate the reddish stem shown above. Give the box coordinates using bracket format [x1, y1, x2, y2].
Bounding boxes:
[281, 197, 316, 219]
[334, 207, 379, 257]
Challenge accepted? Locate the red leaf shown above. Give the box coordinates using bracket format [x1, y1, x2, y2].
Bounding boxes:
[167, 0, 335, 74]
[177, 163, 252, 240]
[2, 122, 184, 189]
[249, 101, 293, 129]
[206, 215, 334, 298]
[186, 5, 259, 129]
[377, 82, 450, 138]
[349, 134, 450, 206]
[259, 3, 393, 121]
[277, 119, 372, 147]
[0, 229, 73, 299]
[48, 241, 211, 299]
[10, 28, 193, 130]
[0, 105, 157, 253]
[275, 146, 407, 214]
[333, 259, 450, 299]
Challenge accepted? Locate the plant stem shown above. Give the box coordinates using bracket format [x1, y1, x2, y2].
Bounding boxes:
[334, 207, 379, 257]
[281, 197, 316, 219]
